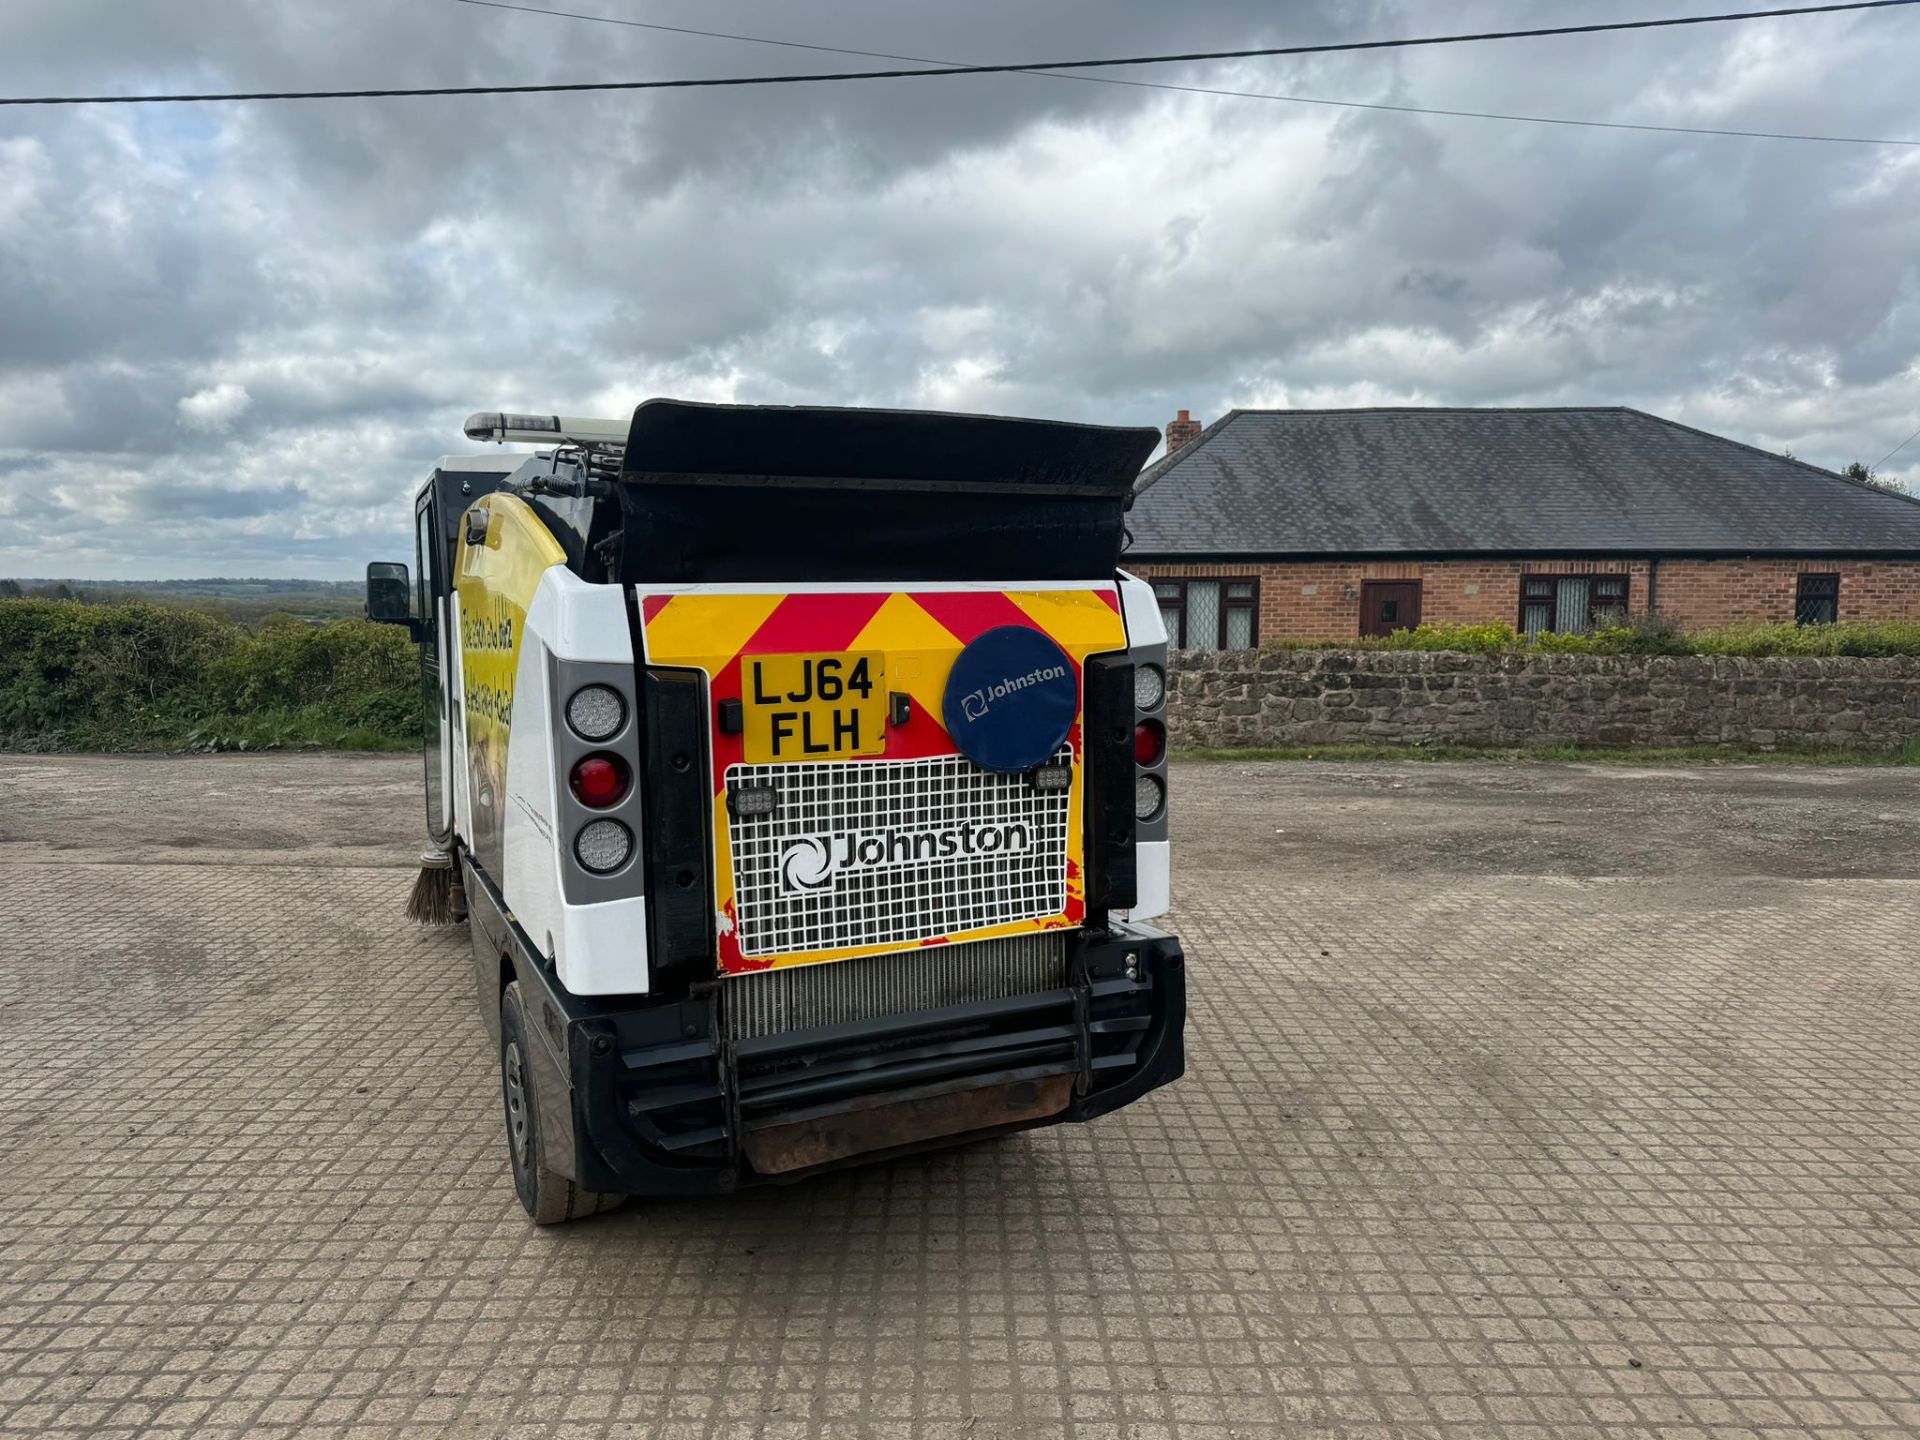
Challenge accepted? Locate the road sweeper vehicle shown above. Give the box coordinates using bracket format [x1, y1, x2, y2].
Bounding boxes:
[367, 400, 1185, 1222]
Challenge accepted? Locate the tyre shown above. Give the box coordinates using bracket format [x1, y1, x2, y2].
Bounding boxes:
[499, 981, 623, 1224]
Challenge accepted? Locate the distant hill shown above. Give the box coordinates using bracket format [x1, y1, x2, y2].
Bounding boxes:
[0, 577, 365, 624]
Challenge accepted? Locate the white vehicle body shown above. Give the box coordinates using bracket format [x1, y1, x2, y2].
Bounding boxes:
[379, 399, 1187, 1215]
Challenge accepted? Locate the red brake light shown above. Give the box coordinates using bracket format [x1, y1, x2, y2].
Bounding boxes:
[569, 753, 630, 808]
[1134, 719, 1166, 767]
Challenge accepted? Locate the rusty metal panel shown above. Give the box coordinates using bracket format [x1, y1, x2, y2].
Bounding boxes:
[742, 1074, 1073, 1175]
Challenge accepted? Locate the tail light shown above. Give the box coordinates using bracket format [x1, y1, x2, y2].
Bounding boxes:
[1133, 663, 1166, 711]
[575, 819, 634, 873]
[1082, 655, 1137, 913]
[551, 658, 643, 905]
[1124, 586, 1169, 857]
[1134, 718, 1166, 766]
[565, 683, 626, 741]
[569, 752, 631, 808]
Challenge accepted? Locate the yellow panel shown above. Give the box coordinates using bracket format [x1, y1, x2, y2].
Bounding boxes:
[1005, 588, 1128, 652]
[846, 591, 967, 725]
[643, 592, 783, 670]
[454, 494, 567, 876]
[647, 584, 1128, 974]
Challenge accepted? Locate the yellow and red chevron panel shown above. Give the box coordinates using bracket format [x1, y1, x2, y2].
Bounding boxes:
[637, 585, 1126, 973]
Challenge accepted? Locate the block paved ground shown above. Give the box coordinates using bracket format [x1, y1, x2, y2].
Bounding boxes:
[2, 752, 1918, 1439]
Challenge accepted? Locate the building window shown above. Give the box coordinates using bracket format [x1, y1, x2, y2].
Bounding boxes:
[1519, 574, 1629, 636]
[1154, 578, 1259, 650]
[1795, 573, 1839, 626]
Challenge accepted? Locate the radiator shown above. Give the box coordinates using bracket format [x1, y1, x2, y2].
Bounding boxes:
[720, 931, 1070, 1041]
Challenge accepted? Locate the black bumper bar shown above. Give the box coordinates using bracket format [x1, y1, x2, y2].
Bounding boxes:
[528, 923, 1185, 1197]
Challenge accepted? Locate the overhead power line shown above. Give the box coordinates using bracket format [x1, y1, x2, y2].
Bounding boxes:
[1105, 74, 1919, 145]
[448, 0, 945, 59]
[3, 0, 1916, 108]
[1877, 425, 1920, 470]
[447, 0, 1920, 146]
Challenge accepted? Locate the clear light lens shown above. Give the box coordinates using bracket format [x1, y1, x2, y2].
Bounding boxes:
[575, 819, 632, 874]
[1133, 773, 1165, 822]
[731, 783, 779, 817]
[566, 684, 625, 741]
[1134, 663, 1165, 712]
[1030, 763, 1072, 792]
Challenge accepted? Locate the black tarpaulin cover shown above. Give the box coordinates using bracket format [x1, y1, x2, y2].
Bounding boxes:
[616, 399, 1159, 584]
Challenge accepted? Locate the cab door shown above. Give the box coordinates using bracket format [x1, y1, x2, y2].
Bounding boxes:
[415, 494, 453, 845]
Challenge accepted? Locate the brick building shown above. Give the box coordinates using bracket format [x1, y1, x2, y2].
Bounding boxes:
[1124, 406, 1920, 648]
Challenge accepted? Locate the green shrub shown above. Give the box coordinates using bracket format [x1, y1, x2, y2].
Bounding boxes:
[1610, 612, 1691, 654]
[1682, 620, 1920, 657]
[1260, 615, 1920, 658]
[206, 617, 418, 712]
[1376, 623, 1520, 653]
[0, 600, 238, 738]
[0, 599, 422, 751]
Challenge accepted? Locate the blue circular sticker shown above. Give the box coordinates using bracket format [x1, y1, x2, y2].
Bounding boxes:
[943, 625, 1078, 773]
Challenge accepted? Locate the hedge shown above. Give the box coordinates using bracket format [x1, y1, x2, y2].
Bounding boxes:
[0, 600, 424, 751]
[1272, 618, 1920, 658]
[7, 596, 1920, 754]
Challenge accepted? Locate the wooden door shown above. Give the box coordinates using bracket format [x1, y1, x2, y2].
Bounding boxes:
[1360, 581, 1422, 638]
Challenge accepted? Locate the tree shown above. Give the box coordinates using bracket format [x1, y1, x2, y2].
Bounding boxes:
[0, 579, 21, 600]
[1844, 460, 1910, 496]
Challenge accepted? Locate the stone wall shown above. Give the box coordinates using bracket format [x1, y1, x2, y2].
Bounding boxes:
[1170, 649, 1920, 751]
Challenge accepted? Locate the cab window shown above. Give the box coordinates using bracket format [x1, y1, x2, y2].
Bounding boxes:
[414, 505, 437, 636]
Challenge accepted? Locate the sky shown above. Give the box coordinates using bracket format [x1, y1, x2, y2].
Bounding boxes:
[1, 0, 1917, 580]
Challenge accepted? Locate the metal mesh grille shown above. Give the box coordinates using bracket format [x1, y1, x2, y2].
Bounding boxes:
[726, 749, 1072, 958]
[721, 932, 1069, 1041]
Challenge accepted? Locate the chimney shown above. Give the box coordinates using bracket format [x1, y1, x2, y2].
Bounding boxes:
[1164, 408, 1203, 455]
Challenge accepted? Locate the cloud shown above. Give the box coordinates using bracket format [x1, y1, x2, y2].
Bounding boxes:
[1, 0, 1918, 578]
[178, 382, 253, 433]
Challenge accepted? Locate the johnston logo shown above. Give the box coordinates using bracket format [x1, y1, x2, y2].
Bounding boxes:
[943, 625, 1080, 773]
[959, 662, 1069, 723]
[778, 821, 1033, 893]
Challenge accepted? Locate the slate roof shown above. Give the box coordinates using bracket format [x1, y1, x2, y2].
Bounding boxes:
[1126, 407, 1920, 558]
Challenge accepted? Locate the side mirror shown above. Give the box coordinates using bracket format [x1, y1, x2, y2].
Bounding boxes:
[366, 561, 412, 625]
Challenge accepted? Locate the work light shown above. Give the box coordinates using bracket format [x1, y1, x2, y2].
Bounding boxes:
[729, 782, 780, 818]
[1029, 763, 1072, 793]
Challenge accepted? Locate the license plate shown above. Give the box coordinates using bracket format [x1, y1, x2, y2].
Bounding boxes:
[742, 652, 886, 763]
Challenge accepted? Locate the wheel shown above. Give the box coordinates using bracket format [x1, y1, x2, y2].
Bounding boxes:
[499, 981, 623, 1224]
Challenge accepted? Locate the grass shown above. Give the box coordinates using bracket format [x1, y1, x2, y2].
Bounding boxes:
[1177, 739, 1920, 766]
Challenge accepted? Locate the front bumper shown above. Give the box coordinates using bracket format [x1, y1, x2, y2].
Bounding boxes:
[538, 924, 1185, 1196]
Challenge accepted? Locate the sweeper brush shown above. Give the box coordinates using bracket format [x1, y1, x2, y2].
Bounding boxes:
[406, 848, 465, 926]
